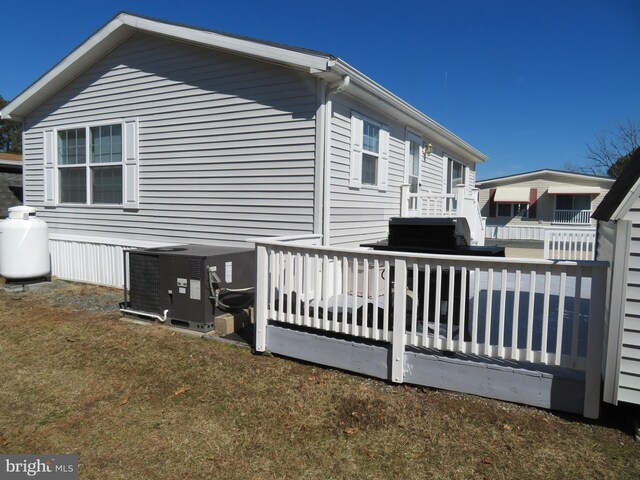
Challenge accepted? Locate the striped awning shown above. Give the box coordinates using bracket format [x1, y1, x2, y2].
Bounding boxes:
[547, 185, 601, 195]
[493, 187, 530, 203]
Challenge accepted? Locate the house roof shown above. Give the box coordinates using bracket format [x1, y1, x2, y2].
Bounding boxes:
[0, 12, 487, 164]
[476, 169, 614, 187]
[0, 153, 22, 162]
[0, 153, 22, 170]
[592, 148, 640, 221]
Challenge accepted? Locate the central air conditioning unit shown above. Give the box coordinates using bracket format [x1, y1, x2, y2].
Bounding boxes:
[123, 245, 256, 332]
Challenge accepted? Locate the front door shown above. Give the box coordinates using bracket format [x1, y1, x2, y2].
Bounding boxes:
[405, 132, 422, 215]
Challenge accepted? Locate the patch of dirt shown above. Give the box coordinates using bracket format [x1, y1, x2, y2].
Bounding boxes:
[6, 280, 123, 314]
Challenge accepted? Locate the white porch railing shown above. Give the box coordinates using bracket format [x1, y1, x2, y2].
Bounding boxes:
[400, 184, 486, 246]
[544, 228, 597, 261]
[254, 235, 608, 418]
[554, 209, 592, 225]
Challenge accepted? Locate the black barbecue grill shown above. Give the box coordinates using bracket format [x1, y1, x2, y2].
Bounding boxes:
[362, 217, 505, 256]
[362, 218, 505, 340]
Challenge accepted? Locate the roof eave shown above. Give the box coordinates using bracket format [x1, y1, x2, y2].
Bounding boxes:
[329, 60, 488, 164]
[1, 13, 333, 121]
[1, 17, 132, 121]
[477, 169, 616, 186]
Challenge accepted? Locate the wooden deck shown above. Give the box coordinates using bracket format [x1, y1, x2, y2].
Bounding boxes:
[253, 234, 608, 418]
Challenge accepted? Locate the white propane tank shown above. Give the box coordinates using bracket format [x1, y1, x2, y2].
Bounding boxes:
[0, 206, 50, 279]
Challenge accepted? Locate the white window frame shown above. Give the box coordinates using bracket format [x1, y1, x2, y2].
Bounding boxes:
[350, 112, 389, 191]
[57, 122, 123, 206]
[44, 118, 139, 209]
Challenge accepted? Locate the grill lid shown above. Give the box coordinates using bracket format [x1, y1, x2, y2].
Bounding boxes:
[387, 217, 471, 252]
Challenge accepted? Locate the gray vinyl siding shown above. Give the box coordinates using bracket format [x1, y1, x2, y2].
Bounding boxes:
[23, 32, 318, 245]
[329, 95, 406, 246]
[421, 151, 445, 194]
[619, 197, 640, 404]
[328, 94, 477, 247]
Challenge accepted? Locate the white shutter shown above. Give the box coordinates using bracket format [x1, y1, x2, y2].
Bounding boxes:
[43, 129, 56, 207]
[349, 113, 363, 188]
[122, 118, 139, 209]
[379, 126, 389, 191]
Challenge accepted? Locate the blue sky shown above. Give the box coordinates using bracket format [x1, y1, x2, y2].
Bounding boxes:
[2, 0, 639, 179]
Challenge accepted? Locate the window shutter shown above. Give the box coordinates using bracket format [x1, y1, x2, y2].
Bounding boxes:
[489, 188, 496, 217]
[349, 113, 363, 188]
[379, 127, 389, 191]
[43, 129, 56, 207]
[123, 118, 139, 209]
[529, 188, 538, 218]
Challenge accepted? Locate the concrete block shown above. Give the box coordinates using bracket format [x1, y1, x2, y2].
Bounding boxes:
[23, 281, 53, 292]
[0, 283, 24, 293]
[214, 310, 250, 336]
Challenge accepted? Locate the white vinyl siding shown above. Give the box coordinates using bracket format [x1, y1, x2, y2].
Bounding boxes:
[599, 193, 640, 406]
[23, 32, 317, 245]
[619, 197, 640, 404]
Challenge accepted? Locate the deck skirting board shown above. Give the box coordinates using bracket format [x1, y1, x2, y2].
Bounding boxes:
[265, 324, 586, 414]
[404, 351, 585, 414]
[266, 324, 390, 380]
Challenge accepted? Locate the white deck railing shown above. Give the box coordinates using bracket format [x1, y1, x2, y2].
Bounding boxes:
[400, 184, 486, 245]
[544, 227, 597, 260]
[254, 235, 607, 417]
[554, 209, 592, 225]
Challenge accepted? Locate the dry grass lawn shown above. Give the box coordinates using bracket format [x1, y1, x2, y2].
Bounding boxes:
[1, 281, 639, 479]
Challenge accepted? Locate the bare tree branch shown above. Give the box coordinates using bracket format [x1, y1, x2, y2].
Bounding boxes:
[583, 119, 640, 177]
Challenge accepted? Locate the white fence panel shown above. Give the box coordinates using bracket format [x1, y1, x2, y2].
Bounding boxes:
[544, 228, 596, 260]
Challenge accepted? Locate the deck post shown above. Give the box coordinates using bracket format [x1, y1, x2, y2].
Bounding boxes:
[584, 265, 607, 419]
[400, 184, 409, 217]
[391, 258, 407, 383]
[454, 184, 466, 217]
[255, 244, 269, 352]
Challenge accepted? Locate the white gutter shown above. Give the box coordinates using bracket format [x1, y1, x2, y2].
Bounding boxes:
[321, 75, 350, 246]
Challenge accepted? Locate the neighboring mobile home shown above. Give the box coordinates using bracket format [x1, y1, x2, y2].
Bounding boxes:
[0, 153, 23, 218]
[593, 148, 640, 408]
[1, 12, 486, 286]
[477, 170, 613, 240]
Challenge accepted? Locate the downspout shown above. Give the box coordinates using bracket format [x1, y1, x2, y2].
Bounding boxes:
[322, 75, 350, 246]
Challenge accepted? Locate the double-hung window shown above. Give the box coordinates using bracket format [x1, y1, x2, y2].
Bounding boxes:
[57, 124, 123, 204]
[350, 112, 389, 190]
[44, 119, 138, 209]
[362, 120, 380, 185]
